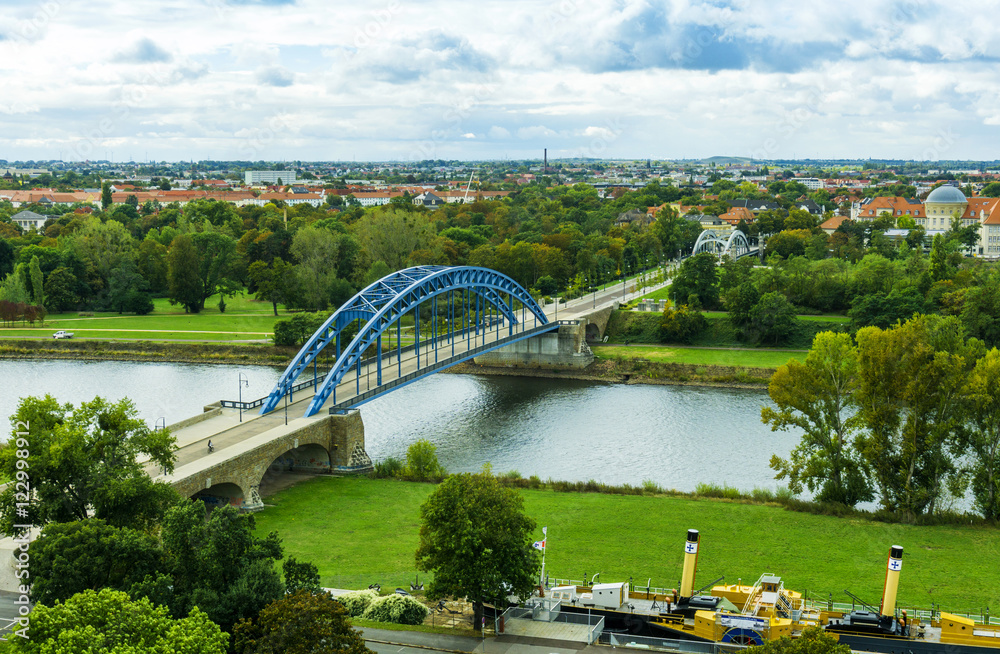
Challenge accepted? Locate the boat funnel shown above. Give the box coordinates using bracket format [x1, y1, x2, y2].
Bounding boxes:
[680, 529, 700, 598]
[879, 545, 903, 617]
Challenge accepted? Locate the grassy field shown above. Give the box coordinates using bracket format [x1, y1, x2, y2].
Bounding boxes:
[0, 294, 282, 341]
[253, 477, 1000, 612]
[591, 345, 801, 368]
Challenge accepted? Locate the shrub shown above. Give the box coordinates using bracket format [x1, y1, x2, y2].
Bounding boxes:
[362, 593, 429, 625]
[335, 589, 379, 617]
[371, 457, 404, 479]
[750, 487, 776, 503]
[501, 469, 522, 480]
[641, 479, 662, 495]
[405, 439, 445, 481]
[527, 475, 543, 489]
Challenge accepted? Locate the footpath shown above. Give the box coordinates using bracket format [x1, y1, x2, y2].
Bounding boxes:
[361, 627, 606, 653]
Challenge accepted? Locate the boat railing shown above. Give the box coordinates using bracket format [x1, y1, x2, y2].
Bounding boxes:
[799, 599, 1000, 627]
[547, 577, 675, 598]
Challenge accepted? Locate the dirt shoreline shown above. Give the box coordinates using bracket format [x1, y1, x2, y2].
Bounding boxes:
[0, 340, 774, 389]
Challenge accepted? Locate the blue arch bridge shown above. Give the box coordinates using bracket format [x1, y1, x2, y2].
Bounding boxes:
[256, 265, 569, 418]
[692, 229, 759, 259]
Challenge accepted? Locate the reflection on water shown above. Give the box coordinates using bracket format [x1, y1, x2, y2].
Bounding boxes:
[0, 360, 799, 492]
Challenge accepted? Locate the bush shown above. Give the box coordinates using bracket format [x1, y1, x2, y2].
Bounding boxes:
[273, 311, 328, 347]
[361, 593, 430, 625]
[371, 457, 404, 479]
[659, 304, 707, 344]
[335, 588, 379, 617]
[641, 479, 663, 495]
[405, 439, 446, 481]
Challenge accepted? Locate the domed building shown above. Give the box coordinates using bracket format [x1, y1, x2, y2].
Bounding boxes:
[923, 185, 968, 229]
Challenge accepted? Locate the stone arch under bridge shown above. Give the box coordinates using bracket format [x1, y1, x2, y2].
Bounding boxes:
[169, 411, 371, 511]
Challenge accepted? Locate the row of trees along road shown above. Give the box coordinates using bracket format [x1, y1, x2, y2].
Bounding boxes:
[764, 316, 1000, 522]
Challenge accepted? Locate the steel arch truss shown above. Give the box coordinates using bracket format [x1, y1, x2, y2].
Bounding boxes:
[692, 229, 750, 258]
[260, 266, 548, 417]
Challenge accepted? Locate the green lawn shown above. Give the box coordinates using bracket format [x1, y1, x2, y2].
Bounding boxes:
[0, 293, 283, 341]
[592, 345, 801, 368]
[253, 477, 1000, 612]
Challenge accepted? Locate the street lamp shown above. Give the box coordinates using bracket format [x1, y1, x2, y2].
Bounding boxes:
[238, 372, 249, 422]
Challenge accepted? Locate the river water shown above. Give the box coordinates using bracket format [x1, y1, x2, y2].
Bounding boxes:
[0, 359, 800, 493]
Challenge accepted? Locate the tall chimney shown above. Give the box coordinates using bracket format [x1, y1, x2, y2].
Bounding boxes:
[880, 546, 904, 617]
[544, 148, 548, 172]
[679, 529, 700, 598]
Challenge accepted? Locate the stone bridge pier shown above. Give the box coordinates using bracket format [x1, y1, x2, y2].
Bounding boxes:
[169, 410, 372, 511]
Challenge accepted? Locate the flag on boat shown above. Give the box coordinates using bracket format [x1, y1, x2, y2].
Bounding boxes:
[532, 538, 546, 550]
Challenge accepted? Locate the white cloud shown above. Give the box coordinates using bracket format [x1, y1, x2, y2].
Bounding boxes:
[1, 0, 1000, 160]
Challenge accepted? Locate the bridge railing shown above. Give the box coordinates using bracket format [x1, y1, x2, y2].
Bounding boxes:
[328, 321, 562, 413]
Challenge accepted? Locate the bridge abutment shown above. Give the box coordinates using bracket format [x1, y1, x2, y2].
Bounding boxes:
[172, 410, 372, 511]
[472, 321, 594, 369]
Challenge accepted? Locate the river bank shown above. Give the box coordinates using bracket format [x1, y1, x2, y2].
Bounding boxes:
[0, 339, 775, 389]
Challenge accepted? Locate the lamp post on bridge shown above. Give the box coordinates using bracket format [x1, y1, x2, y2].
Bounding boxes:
[238, 372, 249, 422]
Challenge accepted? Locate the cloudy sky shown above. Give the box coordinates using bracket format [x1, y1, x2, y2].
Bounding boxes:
[2, 0, 999, 163]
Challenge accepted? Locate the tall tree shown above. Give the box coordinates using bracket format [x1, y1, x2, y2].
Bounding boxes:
[42, 266, 79, 312]
[0, 395, 176, 536]
[961, 348, 1000, 520]
[290, 226, 339, 311]
[853, 315, 983, 519]
[191, 231, 238, 311]
[167, 234, 203, 312]
[248, 258, 294, 316]
[354, 208, 433, 270]
[669, 252, 719, 309]
[27, 519, 165, 606]
[415, 470, 539, 621]
[161, 503, 284, 630]
[28, 254, 44, 307]
[763, 332, 871, 506]
[101, 181, 112, 211]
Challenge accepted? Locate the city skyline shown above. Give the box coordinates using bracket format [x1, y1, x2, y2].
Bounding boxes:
[2, 0, 1000, 163]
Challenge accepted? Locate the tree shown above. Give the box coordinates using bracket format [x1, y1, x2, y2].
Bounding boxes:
[192, 231, 238, 311]
[763, 332, 872, 506]
[108, 258, 148, 314]
[27, 519, 164, 606]
[42, 266, 79, 312]
[232, 590, 372, 654]
[724, 281, 760, 338]
[28, 254, 44, 307]
[291, 226, 339, 311]
[405, 439, 446, 481]
[283, 557, 321, 595]
[748, 291, 798, 345]
[853, 315, 983, 519]
[659, 304, 706, 344]
[0, 395, 176, 536]
[745, 626, 850, 654]
[167, 233, 203, 312]
[354, 208, 434, 270]
[13, 588, 227, 654]
[101, 181, 112, 210]
[415, 470, 539, 619]
[669, 252, 719, 309]
[161, 503, 284, 630]
[249, 258, 294, 316]
[136, 238, 169, 294]
[961, 348, 1000, 520]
